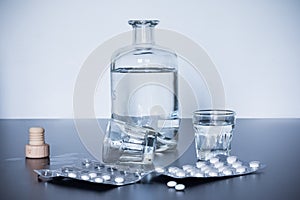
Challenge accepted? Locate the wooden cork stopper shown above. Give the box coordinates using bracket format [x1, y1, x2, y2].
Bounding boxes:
[25, 127, 50, 158]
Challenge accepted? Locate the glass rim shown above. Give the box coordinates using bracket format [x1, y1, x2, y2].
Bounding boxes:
[193, 109, 235, 116]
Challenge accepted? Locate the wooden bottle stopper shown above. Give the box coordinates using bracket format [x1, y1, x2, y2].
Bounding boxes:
[25, 127, 50, 158]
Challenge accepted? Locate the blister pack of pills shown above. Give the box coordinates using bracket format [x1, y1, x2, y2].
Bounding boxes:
[155, 154, 265, 179]
[34, 155, 265, 186]
[34, 159, 149, 186]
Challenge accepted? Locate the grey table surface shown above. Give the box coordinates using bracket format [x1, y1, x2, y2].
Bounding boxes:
[0, 119, 299, 200]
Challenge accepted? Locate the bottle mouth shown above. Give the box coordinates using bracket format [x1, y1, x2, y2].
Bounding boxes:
[128, 20, 159, 27]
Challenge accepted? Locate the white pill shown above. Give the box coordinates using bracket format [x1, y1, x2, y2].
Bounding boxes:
[168, 167, 179, 174]
[175, 184, 185, 191]
[175, 170, 186, 178]
[167, 181, 177, 188]
[186, 168, 194, 173]
[249, 161, 260, 169]
[214, 162, 224, 169]
[210, 157, 219, 164]
[68, 172, 77, 178]
[218, 166, 228, 173]
[204, 168, 213, 174]
[223, 169, 233, 176]
[94, 177, 104, 183]
[208, 171, 218, 177]
[114, 177, 124, 183]
[81, 174, 89, 180]
[232, 161, 242, 168]
[194, 172, 204, 177]
[182, 165, 193, 171]
[196, 161, 206, 168]
[236, 166, 246, 174]
[102, 174, 111, 181]
[155, 167, 165, 173]
[201, 165, 210, 171]
[89, 172, 97, 178]
[227, 156, 237, 164]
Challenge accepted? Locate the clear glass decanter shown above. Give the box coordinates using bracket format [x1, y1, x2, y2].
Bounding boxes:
[110, 19, 180, 153]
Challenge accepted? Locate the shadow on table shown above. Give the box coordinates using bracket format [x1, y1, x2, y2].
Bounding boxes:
[48, 177, 117, 192]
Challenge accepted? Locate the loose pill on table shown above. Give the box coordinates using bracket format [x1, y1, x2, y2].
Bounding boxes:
[175, 184, 185, 191]
[167, 181, 177, 188]
[249, 161, 260, 169]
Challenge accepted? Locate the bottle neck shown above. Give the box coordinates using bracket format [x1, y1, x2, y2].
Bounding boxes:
[132, 26, 155, 45]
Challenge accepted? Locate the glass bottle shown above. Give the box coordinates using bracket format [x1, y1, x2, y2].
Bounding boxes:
[110, 20, 180, 152]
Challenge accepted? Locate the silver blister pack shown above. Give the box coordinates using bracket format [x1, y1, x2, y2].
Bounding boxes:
[155, 155, 265, 179]
[34, 159, 149, 186]
[34, 155, 265, 186]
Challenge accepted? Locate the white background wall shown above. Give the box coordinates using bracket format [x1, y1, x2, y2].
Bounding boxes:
[1, 0, 299, 118]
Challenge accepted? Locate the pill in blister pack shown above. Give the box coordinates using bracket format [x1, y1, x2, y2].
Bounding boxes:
[34, 159, 148, 186]
[155, 155, 264, 179]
